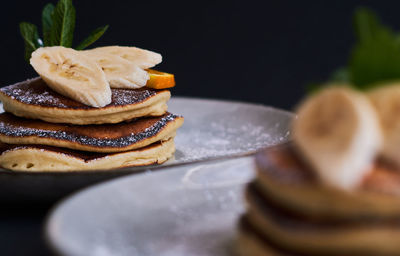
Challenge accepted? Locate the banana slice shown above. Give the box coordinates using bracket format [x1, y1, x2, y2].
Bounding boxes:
[30, 46, 111, 108]
[368, 84, 400, 167]
[292, 86, 382, 190]
[85, 46, 162, 69]
[84, 52, 149, 89]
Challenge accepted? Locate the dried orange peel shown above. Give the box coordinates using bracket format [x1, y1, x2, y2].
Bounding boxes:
[145, 69, 176, 89]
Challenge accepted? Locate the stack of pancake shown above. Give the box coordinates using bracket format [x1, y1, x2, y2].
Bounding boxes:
[0, 77, 183, 171]
[238, 143, 400, 256]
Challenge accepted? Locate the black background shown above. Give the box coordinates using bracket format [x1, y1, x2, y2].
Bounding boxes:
[4, 0, 400, 111]
[1, 0, 400, 255]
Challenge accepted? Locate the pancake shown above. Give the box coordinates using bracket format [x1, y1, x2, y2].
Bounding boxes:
[254, 143, 400, 220]
[237, 217, 288, 256]
[0, 112, 183, 153]
[0, 138, 175, 172]
[237, 216, 352, 256]
[244, 183, 400, 255]
[0, 77, 171, 125]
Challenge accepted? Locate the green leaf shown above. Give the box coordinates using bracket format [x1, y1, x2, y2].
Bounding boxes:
[353, 7, 385, 43]
[349, 34, 400, 89]
[304, 7, 400, 92]
[349, 8, 400, 89]
[42, 3, 55, 46]
[50, 0, 75, 47]
[75, 25, 109, 50]
[19, 22, 43, 62]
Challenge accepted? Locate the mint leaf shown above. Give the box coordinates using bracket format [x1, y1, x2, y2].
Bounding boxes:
[75, 25, 109, 50]
[305, 7, 400, 92]
[20, 0, 109, 63]
[349, 7, 400, 89]
[42, 3, 55, 46]
[50, 0, 75, 47]
[353, 7, 385, 43]
[349, 35, 400, 88]
[19, 22, 43, 62]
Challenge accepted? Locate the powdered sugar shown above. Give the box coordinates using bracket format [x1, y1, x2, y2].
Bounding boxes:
[174, 123, 289, 162]
[167, 98, 292, 163]
[0, 113, 179, 148]
[1, 80, 70, 107]
[0, 77, 162, 109]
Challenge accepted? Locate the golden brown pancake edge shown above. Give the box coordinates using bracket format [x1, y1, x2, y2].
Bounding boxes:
[0, 138, 175, 172]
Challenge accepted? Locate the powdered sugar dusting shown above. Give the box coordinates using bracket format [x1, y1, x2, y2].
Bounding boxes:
[1, 79, 69, 107]
[168, 98, 292, 164]
[0, 77, 163, 109]
[174, 122, 289, 162]
[111, 89, 156, 106]
[0, 113, 179, 149]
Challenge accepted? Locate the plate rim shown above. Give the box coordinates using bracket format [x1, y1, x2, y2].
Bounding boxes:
[44, 155, 254, 256]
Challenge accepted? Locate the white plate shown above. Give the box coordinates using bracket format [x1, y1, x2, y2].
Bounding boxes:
[0, 97, 291, 202]
[47, 156, 254, 256]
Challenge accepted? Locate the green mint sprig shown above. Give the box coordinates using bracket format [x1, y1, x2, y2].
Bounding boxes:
[349, 8, 400, 89]
[19, 23, 43, 62]
[309, 7, 400, 92]
[19, 0, 108, 62]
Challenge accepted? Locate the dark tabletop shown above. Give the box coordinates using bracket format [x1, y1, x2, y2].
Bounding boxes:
[0, 169, 142, 256]
[0, 202, 54, 256]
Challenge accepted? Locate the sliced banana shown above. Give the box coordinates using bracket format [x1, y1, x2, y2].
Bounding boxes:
[368, 84, 400, 167]
[30, 46, 111, 108]
[84, 52, 149, 89]
[292, 86, 382, 190]
[85, 46, 162, 69]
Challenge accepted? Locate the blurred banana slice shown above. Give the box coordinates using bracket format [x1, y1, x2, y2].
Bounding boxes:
[292, 86, 382, 190]
[84, 52, 149, 89]
[368, 84, 400, 167]
[30, 46, 111, 108]
[85, 46, 162, 69]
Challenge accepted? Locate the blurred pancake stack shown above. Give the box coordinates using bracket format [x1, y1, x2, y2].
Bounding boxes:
[0, 46, 183, 171]
[238, 143, 400, 256]
[237, 86, 400, 255]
